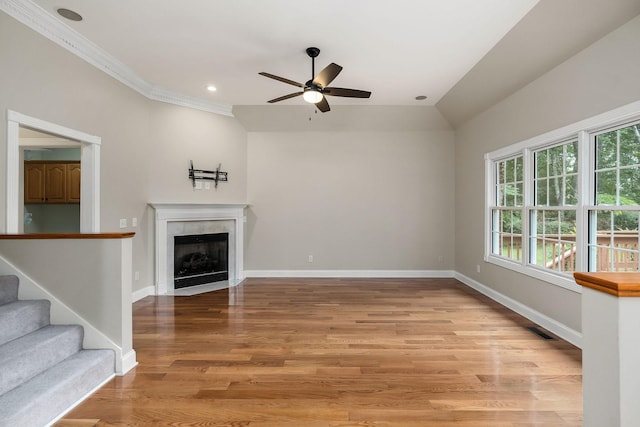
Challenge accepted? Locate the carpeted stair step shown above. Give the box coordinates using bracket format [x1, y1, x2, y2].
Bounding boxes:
[0, 348, 115, 427]
[0, 274, 117, 426]
[0, 299, 51, 346]
[0, 324, 83, 396]
[0, 275, 19, 306]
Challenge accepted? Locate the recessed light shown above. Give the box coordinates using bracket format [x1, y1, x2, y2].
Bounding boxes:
[206, 85, 217, 92]
[57, 8, 83, 22]
[415, 95, 428, 101]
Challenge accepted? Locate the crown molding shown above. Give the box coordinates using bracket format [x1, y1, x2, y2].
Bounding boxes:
[148, 87, 233, 116]
[0, 0, 234, 117]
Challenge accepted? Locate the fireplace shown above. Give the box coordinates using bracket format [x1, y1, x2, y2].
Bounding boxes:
[174, 233, 229, 288]
[150, 203, 246, 295]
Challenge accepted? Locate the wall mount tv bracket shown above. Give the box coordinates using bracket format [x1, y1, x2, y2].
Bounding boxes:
[188, 160, 228, 188]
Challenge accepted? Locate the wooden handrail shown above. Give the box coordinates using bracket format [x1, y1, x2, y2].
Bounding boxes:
[0, 232, 135, 240]
[574, 272, 640, 297]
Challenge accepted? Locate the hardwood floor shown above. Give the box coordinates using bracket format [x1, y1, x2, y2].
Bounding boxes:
[57, 278, 582, 426]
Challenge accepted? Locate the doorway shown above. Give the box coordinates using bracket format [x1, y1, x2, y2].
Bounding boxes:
[5, 110, 100, 233]
[21, 129, 82, 233]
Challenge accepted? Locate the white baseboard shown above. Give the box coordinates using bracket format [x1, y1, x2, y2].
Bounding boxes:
[46, 373, 116, 427]
[118, 349, 138, 376]
[454, 272, 582, 348]
[132, 285, 155, 302]
[244, 269, 455, 278]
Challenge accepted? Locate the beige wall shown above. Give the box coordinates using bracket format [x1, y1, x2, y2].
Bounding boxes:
[454, 14, 640, 332]
[0, 12, 248, 293]
[245, 130, 455, 271]
[147, 104, 247, 204]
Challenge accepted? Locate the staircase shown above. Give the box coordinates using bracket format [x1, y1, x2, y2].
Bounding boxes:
[0, 275, 115, 426]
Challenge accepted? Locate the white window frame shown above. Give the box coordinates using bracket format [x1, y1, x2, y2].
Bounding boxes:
[485, 100, 640, 293]
[490, 155, 525, 263]
[527, 138, 579, 275]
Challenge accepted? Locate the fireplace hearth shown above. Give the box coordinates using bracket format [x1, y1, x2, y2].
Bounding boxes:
[174, 233, 229, 288]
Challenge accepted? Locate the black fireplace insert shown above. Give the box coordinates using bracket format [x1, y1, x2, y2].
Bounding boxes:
[174, 232, 228, 288]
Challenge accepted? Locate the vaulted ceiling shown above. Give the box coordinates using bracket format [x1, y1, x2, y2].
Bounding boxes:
[8, 0, 640, 127]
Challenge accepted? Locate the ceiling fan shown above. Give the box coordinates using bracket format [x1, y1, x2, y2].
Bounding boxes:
[259, 47, 371, 113]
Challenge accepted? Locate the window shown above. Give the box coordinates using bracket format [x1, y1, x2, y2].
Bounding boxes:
[530, 140, 578, 273]
[490, 156, 523, 262]
[589, 123, 640, 271]
[485, 103, 640, 291]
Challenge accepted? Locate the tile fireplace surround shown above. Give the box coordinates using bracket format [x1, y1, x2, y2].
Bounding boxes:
[150, 203, 247, 295]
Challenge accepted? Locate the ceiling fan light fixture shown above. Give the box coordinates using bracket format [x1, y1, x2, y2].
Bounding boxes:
[303, 89, 323, 104]
[260, 47, 370, 113]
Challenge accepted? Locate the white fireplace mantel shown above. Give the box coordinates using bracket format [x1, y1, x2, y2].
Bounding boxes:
[150, 203, 247, 295]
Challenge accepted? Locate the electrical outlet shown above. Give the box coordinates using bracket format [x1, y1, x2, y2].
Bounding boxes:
[195, 181, 203, 190]
[134, 271, 140, 281]
[119, 218, 127, 228]
[476, 264, 481, 273]
[308, 255, 313, 263]
[132, 217, 138, 227]
[204, 182, 211, 190]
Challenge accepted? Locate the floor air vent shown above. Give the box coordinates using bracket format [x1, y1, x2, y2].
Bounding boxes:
[526, 326, 556, 340]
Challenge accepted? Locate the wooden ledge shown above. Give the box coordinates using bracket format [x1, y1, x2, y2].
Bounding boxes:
[0, 232, 135, 240]
[574, 272, 640, 297]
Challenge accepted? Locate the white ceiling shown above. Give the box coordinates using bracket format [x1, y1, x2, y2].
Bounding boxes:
[30, 0, 539, 110]
[10, 0, 640, 126]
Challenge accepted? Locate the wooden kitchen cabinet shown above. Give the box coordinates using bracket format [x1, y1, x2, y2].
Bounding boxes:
[24, 162, 45, 203]
[24, 161, 80, 204]
[43, 163, 66, 203]
[66, 163, 81, 203]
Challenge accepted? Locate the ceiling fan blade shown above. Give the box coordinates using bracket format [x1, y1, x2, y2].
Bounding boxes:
[267, 92, 303, 103]
[312, 63, 343, 88]
[324, 87, 371, 98]
[259, 72, 304, 88]
[315, 96, 330, 113]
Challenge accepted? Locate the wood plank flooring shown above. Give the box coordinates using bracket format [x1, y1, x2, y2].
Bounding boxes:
[56, 278, 582, 426]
